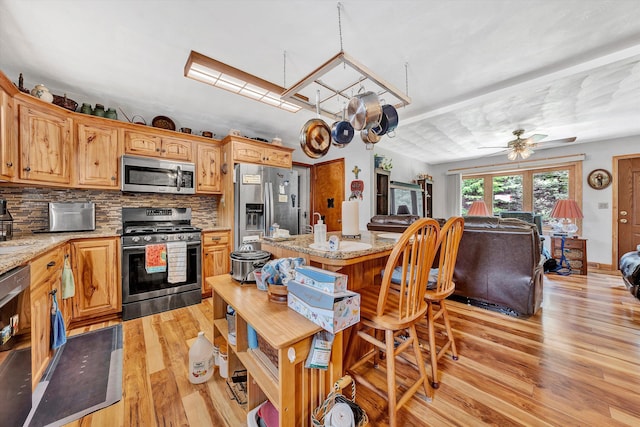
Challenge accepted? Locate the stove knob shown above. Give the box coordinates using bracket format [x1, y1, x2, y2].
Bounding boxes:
[161, 235, 168, 241]
[187, 234, 194, 240]
[132, 236, 141, 243]
[143, 236, 152, 242]
[179, 235, 185, 240]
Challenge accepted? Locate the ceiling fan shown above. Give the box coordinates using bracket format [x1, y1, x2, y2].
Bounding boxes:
[481, 129, 577, 160]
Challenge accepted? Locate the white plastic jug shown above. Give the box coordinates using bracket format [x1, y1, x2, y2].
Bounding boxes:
[188, 331, 215, 384]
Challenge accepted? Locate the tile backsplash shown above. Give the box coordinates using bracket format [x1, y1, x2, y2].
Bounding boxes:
[0, 186, 220, 236]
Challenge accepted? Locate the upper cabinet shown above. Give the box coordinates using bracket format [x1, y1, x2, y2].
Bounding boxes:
[17, 99, 72, 185]
[225, 135, 293, 168]
[76, 118, 122, 189]
[0, 85, 17, 180]
[123, 129, 192, 161]
[196, 141, 222, 194]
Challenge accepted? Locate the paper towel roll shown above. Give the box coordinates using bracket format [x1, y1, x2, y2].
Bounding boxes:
[342, 201, 359, 237]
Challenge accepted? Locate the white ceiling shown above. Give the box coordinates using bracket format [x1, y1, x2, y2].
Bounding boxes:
[1, 0, 639, 164]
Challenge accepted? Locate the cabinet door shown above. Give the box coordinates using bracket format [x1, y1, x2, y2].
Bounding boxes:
[203, 245, 229, 295]
[71, 238, 121, 319]
[77, 122, 121, 188]
[0, 88, 17, 180]
[196, 142, 222, 193]
[123, 130, 163, 157]
[161, 136, 192, 161]
[18, 102, 72, 184]
[233, 140, 265, 164]
[264, 147, 292, 168]
[29, 246, 64, 390]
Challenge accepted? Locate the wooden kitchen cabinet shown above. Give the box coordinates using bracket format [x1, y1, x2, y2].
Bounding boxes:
[552, 236, 588, 275]
[0, 84, 17, 180]
[29, 244, 64, 390]
[123, 129, 193, 161]
[196, 141, 222, 194]
[226, 135, 293, 168]
[76, 120, 122, 188]
[70, 237, 121, 320]
[202, 230, 230, 296]
[17, 99, 73, 185]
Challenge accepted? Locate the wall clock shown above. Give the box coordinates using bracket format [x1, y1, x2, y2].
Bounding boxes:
[587, 169, 612, 189]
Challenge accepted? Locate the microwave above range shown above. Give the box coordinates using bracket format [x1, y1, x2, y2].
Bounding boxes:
[121, 155, 195, 195]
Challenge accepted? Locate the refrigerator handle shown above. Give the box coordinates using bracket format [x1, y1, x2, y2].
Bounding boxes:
[264, 182, 273, 235]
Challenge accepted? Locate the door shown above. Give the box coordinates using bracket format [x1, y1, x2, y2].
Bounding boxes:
[616, 157, 640, 259]
[312, 159, 345, 232]
[264, 166, 299, 237]
[293, 164, 312, 234]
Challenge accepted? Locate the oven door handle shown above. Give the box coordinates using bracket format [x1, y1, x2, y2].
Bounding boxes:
[123, 242, 201, 251]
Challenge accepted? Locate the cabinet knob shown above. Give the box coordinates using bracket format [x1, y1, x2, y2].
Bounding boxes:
[156, 148, 161, 152]
[6, 162, 12, 167]
[161, 149, 166, 153]
[23, 166, 31, 172]
[111, 176, 116, 181]
[46, 261, 56, 268]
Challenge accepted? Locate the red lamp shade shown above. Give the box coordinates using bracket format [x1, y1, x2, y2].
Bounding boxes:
[550, 199, 583, 220]
[467, 200, 491, 216]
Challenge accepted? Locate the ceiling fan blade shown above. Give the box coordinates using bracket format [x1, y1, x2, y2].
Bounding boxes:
[527, 134, 547, 143]
[478, 145, 509, 149]
[538, 136, 577, 145]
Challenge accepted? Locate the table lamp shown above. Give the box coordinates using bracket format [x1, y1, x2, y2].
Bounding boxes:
[550, 199, 583, 236]
[467, 200, 491, 216]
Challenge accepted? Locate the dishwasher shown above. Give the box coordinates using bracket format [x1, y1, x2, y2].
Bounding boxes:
[0, 265, 31, 427]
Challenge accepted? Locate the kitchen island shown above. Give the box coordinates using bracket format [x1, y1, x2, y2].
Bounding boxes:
[261, 231, 399, 291]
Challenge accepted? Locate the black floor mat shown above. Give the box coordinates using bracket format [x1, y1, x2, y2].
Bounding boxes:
[27, 325, 123, 427]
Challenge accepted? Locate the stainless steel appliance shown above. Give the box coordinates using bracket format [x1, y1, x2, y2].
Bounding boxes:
[46, 202, 96, 232]
[234, 164, 299, 250]
[121, 207, 201, 320]
[0, 265, 31, 427]
[121, 155, 195, 194]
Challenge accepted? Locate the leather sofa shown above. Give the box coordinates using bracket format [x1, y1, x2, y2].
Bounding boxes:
[619, 250, 640, 300]
[451, 216, 544, 317]
[367, 215, 544, 317]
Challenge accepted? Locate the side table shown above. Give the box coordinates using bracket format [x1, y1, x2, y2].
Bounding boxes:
[551, 236, 588, 275]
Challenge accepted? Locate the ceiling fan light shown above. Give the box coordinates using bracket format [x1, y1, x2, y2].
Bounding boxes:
[521, 147, 534, 158]
[507, 150, 518, 161]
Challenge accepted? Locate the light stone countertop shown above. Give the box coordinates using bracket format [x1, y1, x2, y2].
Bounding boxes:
[0, 226, 231, 275]
[260, 230, 400, 260]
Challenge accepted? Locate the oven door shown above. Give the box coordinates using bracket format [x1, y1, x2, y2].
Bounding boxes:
[122, 240, 202, 303]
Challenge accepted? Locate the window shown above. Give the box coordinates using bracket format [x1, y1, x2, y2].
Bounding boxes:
[462, 163, 580, 232]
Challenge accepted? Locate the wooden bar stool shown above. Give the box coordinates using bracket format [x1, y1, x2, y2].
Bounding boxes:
[344, 218, 440, 427]
[423, 216, 464, 389]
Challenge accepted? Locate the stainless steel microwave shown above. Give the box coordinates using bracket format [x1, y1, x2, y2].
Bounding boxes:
[121, 155, 195, 194]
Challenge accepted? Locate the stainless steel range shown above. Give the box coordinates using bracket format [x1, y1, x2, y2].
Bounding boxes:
[121, 207, 202, 320]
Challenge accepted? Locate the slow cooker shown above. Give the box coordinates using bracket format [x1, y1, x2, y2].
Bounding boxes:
[230, 249, 271, 283]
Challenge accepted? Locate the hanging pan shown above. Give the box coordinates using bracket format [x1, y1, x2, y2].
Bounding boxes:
[300, 91, 331, 159]
[331, 103, 354, 147]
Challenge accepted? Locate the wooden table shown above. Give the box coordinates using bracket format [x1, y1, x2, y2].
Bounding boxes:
[209, 275, 343, 427]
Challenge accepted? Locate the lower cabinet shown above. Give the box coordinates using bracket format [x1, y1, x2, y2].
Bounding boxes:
[202, 230, 230, 296]
[70, 237, 121, 320]
[29, 244, 64, 390]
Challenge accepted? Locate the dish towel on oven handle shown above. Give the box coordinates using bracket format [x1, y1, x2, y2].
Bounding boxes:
[145, 243, 167, 274]
[167, 241, 187, 284]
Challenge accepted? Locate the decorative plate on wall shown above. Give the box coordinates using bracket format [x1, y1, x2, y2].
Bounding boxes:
[587, 169, 612, 189]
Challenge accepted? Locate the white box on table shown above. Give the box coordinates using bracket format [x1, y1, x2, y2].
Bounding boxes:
[293, 266, 348, 293]
[287, 280, 360, 334]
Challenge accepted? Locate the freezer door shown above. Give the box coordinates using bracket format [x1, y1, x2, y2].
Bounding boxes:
[234, 164, 265, 249]
[263, 167, 299, 236]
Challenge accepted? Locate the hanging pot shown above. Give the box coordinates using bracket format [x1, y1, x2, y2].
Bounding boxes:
[331, 120, 354, 147]
[372, 104, 399, 137]
[360, 128, 381, 144]
[300, 90, 331, 158]
[347, 90, 382, 131]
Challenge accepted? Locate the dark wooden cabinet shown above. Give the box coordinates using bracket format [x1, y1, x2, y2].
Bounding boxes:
[551, 236, 587, 275]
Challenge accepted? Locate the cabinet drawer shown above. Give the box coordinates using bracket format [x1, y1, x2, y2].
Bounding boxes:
[203, 231, 230, 247]
[30, 245, 64, 285]
[558, 238, 585, 250]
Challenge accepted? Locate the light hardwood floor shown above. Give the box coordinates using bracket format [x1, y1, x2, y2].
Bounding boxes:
[64, 272, 640, 426]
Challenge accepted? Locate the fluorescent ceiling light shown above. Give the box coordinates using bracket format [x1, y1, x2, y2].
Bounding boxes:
[184, 50, 304, 113]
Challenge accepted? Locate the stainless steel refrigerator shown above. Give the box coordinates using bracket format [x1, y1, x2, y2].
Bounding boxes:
[234, 163, 299, 250]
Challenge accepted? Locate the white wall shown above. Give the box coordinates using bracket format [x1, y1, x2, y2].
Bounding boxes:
[430, 135, 640, 266]
[290, 140, 431, 231]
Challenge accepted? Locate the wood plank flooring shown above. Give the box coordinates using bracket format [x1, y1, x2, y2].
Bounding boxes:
[64, 272, 640, 426]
